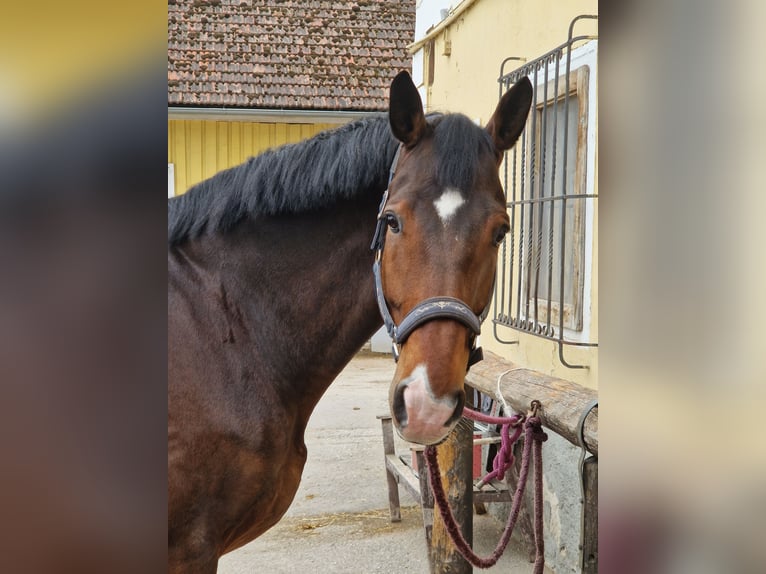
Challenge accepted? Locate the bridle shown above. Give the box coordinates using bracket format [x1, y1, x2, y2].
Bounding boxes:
[370, 145, 489, 371]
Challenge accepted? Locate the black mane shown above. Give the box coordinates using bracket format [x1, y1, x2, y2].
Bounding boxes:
[168, 115, 398, 244]
[168, 112, 491, 245]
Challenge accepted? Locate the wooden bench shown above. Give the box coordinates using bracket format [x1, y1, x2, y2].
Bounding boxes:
[377, 414, 521, 548]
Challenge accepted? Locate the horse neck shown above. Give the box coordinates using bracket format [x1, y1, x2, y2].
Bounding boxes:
[196, 192, 384, 415]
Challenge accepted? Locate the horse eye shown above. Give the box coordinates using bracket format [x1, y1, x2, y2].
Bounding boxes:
[493, 225, 509, 246]
[385, 213, 401, 233]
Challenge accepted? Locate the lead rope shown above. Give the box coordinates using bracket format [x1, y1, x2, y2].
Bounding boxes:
[424, 401, 548, 571]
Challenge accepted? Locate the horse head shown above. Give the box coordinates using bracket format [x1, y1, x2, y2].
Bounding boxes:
[378, 71, 532, 445]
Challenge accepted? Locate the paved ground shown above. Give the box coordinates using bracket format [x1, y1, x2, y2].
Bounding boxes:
[219, 353, 537, 573]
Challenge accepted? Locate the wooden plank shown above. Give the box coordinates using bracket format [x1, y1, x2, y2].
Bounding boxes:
[274, 123, 287, 147]
[384, 455, 421, 503]
[287, 123, 302, 144]
[466, 350, 598, 455]
[203, 120, 218, 180]
[581, 456, 598, 573]
[188, 120, 203, 189]
[229, 121, 242, 165]
[217, 121, 229, 171]
[416, 449, 434, 550]
[242, 122, 254, 157]
[474, 490, 512, 504]
[378, 416, 401, 522]
[474, 478, 512, 504]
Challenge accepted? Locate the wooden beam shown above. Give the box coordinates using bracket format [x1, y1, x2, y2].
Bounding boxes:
[466, 351, 598, 455]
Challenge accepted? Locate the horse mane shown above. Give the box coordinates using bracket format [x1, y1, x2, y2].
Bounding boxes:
[168, 115, 398, 244]
[168, 112, 491, 245]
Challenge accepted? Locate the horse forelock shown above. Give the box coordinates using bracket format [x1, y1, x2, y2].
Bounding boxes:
[167, 115, 398, 245]
[429, 114, 494, 194]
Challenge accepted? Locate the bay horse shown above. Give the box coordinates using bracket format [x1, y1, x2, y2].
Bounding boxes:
[168, 71, 532, 572]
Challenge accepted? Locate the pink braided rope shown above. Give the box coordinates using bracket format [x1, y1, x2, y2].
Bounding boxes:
[425, 413, 548, 570]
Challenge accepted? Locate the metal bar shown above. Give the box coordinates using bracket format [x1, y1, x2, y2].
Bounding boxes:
[496, 77, 508, 322]
[506, 193, 598, 207]
[547, 50, 561, 335]
[492, 320, 598, 347]
[515, 119, 527, 322]
[524, 66, 538, 325]
[498, 56, 527, 82]
[533, 58, 550, 327]
[498, 34, 597, 85]
[508, 103, 519, 332]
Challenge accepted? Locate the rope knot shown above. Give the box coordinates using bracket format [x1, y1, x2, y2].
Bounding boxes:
[526, 416, 548, 442]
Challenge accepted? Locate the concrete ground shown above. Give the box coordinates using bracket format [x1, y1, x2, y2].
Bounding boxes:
[219, 353, 538, 573]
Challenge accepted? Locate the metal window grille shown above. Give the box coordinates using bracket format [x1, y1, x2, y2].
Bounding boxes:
[492, 15, 598, 369]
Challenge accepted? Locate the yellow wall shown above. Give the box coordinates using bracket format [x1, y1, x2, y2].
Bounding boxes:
[167, 120, 335, 196]
[420, 0, 598, 388]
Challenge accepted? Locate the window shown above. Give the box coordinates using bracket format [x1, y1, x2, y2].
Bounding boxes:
[522, 66, 589, 332]
[493, 39, 597, 362]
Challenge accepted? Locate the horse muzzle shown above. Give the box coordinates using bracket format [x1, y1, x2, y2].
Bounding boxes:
[391, 363, 466, 445]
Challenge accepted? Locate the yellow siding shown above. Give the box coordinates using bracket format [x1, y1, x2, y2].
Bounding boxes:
[167, 120, 335, 196]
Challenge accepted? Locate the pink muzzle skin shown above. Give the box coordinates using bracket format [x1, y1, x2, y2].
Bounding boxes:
[392, 364, 464, 445]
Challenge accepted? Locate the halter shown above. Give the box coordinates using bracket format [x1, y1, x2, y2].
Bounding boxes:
[370, 145, 488, 370]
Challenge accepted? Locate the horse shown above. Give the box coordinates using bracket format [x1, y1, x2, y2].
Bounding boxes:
[168, 70, 532, 572]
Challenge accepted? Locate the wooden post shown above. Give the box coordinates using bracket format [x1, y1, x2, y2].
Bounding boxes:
[581, 456, 598, 573]
[429, 419, 473, 574]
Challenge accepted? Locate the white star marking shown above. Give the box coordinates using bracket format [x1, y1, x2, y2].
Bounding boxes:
[434, 188, 465, 225]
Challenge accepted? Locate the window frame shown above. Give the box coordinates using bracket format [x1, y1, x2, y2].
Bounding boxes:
[520, 65, 590, 333]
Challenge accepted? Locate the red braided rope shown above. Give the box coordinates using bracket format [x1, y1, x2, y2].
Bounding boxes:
[464, 407, 524, 485]
[425, 412, 548, 570]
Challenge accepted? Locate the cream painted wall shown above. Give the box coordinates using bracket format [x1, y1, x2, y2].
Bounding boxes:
[419, 0, 598, 388]
[423, 0, 597, 120]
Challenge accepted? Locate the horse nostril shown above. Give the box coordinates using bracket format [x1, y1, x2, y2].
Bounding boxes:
[392, 382, 408, 428]
[443, 390, 466, 428]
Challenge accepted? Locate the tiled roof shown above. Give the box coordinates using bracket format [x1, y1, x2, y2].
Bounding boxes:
[168, 0, 415, 111]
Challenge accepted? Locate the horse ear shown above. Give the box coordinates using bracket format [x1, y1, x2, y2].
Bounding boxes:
[389, 71, 427, 148]
[486, 76, 533, 154]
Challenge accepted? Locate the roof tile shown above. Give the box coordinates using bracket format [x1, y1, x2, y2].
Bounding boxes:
[168, 0, 415, 111]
